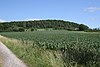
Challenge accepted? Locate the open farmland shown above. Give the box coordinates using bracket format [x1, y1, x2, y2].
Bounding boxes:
[0, 30, 100, 67]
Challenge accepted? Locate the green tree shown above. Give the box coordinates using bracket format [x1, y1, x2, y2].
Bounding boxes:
[79, 24, 89, 31]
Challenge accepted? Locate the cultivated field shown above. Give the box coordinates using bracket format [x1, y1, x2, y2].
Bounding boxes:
[0, 30, 100, 67]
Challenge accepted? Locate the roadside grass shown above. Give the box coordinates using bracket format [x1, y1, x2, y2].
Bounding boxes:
[0, 55, 2, 67]
[0, 35, 64, 67]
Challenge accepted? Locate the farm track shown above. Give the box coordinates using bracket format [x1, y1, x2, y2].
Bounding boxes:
[0, 41, 27, 67]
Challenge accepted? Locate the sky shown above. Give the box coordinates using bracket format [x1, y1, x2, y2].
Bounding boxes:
[0, 0, 100, 28]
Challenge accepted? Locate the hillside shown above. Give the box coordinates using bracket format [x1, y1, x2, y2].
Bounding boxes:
[0, 20, 89, 32]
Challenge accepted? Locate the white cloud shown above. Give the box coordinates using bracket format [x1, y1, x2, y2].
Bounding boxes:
[7, 18, 42, 21]
[84, 7, 100, 12]
[0, 19, 7, 22]
[0, 18, 44, 22]
[26, 18, 42, 21]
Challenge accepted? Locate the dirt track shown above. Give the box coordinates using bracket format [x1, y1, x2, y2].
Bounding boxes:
[0, 41, 27, 67]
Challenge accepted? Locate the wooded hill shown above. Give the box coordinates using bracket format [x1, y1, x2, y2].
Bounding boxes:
[0, 20, 89, 32]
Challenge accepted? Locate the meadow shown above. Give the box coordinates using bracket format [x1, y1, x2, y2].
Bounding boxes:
[0, 30, 100, 67]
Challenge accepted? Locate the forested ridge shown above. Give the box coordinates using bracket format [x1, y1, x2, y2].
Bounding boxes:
[0, 20, 89, 32]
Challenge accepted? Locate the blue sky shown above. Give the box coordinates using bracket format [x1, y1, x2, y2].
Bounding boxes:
[0, 0, 100, 28]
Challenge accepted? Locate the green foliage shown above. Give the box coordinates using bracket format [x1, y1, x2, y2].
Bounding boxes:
[79, 24, 89, 31]
[0, 20, 89, 32]
[0, 31, 100, 67]
[85, 28, 100, 32]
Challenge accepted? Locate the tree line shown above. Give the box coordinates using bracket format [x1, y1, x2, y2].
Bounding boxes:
[0, 20, 89, 32]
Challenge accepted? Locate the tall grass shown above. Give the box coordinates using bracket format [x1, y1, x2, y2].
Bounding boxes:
[0, 35, 64, 67]
[0, 30, 100, 67]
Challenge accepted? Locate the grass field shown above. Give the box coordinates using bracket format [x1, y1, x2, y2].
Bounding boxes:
[0, 30, 100, 67]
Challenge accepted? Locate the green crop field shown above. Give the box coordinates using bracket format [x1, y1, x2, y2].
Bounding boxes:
[0, 30, 100, 67]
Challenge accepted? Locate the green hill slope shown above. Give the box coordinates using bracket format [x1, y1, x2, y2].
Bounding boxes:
[0, 20, 89, 32]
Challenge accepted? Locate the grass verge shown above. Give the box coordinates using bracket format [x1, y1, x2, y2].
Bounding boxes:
[0, 35, 64, 67]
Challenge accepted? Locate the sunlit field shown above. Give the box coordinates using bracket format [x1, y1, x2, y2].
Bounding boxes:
[0, 30, 100, 67]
